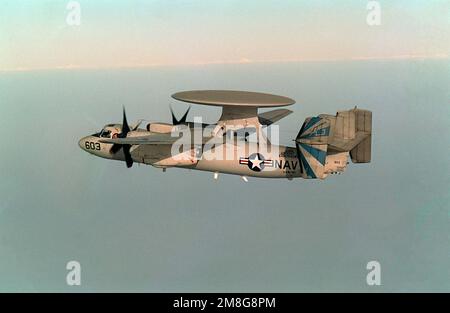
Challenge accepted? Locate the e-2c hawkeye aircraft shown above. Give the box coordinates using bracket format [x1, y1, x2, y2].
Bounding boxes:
[79, 90, 372, 181]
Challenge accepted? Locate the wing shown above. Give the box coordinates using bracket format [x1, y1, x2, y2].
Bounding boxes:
[99, 133, 180, 145]
[258, 109, 293, 126]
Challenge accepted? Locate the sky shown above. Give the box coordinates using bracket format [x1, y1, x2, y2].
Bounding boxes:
[1, 0, 449, 71]
[0, 60, 448, 292]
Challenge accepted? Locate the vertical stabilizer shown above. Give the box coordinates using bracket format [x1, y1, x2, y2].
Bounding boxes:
[349, 109, 372, 163]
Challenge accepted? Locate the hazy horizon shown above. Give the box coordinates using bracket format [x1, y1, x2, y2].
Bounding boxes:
[2, 0, 449, 71]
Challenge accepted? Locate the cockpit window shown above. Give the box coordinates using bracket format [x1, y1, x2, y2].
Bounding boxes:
[100, 130, 112, 138]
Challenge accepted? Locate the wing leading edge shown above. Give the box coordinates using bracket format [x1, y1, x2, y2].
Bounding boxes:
[99, 133, 180, 145]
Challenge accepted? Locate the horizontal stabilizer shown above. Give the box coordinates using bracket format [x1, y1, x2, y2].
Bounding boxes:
[258, 109, 293, 125]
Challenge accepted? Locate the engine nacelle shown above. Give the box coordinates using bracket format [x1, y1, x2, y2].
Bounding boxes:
[137, 144, 198, 168]
[146, 122, 175, 133]
[152, 149, 198, 167]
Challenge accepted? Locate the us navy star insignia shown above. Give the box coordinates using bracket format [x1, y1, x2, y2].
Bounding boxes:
[249, 153, 264, 170]
[239, 153, 273, 172]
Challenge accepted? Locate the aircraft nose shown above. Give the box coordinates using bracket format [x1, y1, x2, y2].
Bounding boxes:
[78, 137, 86, 150]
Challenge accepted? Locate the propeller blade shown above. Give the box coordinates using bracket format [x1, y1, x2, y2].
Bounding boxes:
[170, 105, 179, 125]
[170, 105, 190, 125]
[179, 105, 191, 124]
[109, 107, 133, 168]
[121, 106, 130, 136]
[123, 145, 133, 168]
[131, 119, 144, 131]
[110, 143, 122, 154]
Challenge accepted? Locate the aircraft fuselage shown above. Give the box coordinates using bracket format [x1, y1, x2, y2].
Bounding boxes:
[78, 132, 303, 179]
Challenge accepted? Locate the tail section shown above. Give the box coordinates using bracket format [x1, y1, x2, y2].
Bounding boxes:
[349, 109, 372, 163]
[295, 117, 330, 179]
[295, 107, 372, 179]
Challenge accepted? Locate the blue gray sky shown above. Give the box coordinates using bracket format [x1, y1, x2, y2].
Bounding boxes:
[1, 0, 449, 71]
[0, 60, 448, 292]
[0, 1, 448, 293]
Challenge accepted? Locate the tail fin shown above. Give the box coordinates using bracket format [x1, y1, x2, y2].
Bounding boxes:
[349, 109, 372, 163]
[295, 108, 372, 179]
[295, 117, 330, 179]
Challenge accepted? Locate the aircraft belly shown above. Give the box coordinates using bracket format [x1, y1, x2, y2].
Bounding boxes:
[195, 159, 300, 178]
[194, 145, 301, 178]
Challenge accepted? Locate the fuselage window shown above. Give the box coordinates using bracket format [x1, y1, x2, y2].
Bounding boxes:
[100, 130, 112, 138]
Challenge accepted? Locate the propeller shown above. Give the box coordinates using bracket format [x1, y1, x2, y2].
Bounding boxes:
[170, 105, 191, 125]
[110, 107, 134, 168]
